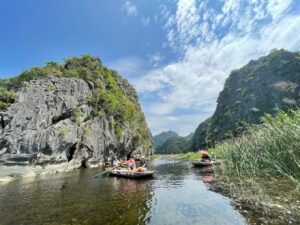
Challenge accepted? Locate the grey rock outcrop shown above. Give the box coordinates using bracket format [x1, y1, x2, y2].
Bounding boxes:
[0, 75, 151, 177]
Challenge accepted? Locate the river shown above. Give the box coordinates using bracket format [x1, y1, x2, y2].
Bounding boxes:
[0, 158, 246, 225]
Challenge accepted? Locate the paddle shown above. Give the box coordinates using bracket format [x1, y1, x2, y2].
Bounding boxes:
[92, 167, 115, 178]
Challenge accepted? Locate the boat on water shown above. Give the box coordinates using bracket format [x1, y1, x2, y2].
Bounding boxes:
[192, 160, 221, 167]
[108, 169, 154, 178]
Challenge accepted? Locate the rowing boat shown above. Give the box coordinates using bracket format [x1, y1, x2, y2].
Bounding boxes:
[192, 160, 221, 167]
[108, 169, 154, 178]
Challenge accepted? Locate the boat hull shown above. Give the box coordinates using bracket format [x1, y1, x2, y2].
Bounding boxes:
[108, 170, 154, 178]
[192, 160, 221, 167]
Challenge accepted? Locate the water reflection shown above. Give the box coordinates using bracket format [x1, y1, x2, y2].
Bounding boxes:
[0, 159, 246, 225]
[196, 167, 215, 183]
[146, 159, 246, 225]
[0, 169, 154, 225]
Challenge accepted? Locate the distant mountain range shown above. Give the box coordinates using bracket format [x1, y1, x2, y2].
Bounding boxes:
[153, 131, 193, 153]
[153, 131, 179, 150]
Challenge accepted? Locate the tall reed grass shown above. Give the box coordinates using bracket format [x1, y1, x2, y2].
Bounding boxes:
[214, 110, 300, 182]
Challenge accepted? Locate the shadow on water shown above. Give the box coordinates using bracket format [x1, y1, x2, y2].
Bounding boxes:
[0, 159, 246, 225]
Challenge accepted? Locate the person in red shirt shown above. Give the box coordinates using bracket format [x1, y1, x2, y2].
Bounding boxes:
[125, 156, 136, 173]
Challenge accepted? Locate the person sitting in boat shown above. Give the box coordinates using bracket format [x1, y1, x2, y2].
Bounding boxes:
[125, 156, 136, 173]
[200, 150, 211, 162]
[210, 153, 216, 161]
[112, 158, 121, 170]
[135, 156, 147, 172]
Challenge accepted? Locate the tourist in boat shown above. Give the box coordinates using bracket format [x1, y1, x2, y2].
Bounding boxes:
[125, 156, 136, 173]
[111, 158, 122, 171]
[134, 156, 147, 172]
[211, 153, 217, 161]
[200, 150, 211, 162]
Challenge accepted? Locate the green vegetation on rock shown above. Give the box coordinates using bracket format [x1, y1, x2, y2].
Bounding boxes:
[0, 87, 18, 110]
[191, 49, 300, 150]
[0, 55, 152, 151]
[58, 127, 69, 138]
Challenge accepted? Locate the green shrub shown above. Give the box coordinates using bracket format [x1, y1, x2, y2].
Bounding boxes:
[214, 110, 300, 182]
[0, 87, 17, 110]
[246, 75, 254, 81]
[0, 101, 11, 110]
[63, 69, 80, 78]
[0, 87, 17, 98]
[83, 127, 92, 138]
[250, 107, 260, 113]
[58, 127, 69, 138]
[96, 110, 105, 118]
[72, 108, 84, 125]
[44, 85, 56, 92]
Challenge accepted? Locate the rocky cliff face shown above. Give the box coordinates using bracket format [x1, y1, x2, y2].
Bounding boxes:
[0, 55, 153, 177]
[191, 49, 300, 150]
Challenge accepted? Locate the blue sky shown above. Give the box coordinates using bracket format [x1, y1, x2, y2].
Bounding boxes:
[1, 0, 300, 136]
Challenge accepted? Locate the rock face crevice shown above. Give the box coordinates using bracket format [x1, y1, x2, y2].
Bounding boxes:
[0, 75, 152, 177]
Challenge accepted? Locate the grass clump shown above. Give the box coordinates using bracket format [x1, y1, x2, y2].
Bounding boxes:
[58, 127, 69, 138]
[72, 108, 84, 125]
[0, 102, 11, 110]
[0, 87, 18, 110]
[214, 109, 300, 182]
[83, 127, 92, 139]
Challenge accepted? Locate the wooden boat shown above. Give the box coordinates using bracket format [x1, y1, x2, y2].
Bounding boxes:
[192, 160, 221, 167]
[108, 169, 154, 178]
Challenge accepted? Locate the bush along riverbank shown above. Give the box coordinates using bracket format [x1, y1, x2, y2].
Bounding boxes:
[209, 109, 300, 225]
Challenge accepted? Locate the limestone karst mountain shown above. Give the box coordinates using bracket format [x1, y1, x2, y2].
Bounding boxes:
[0, 55, 153, 177]
[191, 49, 300, 150]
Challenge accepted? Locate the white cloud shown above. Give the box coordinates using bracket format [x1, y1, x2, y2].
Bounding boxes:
[107, 57, 146, 79]
[267, 0, 293, 21]
[148, 112, 211, 136]
[134, 0, 300, 135]
[175, 0, 201, 48]
[142, 17, 150, 26]
[122, 1, 138, 17]
[159, 4, 171, 19]
[148, 53, 163, 67]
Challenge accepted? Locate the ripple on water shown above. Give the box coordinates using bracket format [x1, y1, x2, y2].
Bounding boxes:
[0, 159, 246, 225]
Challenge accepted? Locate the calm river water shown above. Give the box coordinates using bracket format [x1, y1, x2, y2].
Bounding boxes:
[0, 159, 246, 225]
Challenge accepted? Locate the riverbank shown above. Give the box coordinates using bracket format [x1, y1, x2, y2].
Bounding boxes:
[152, 152, 199, 160]
[0, 162, 105, 184]
[153, 153, 300, 225]
[210, 110, 300, 224]
[209, 171, 300, 225]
